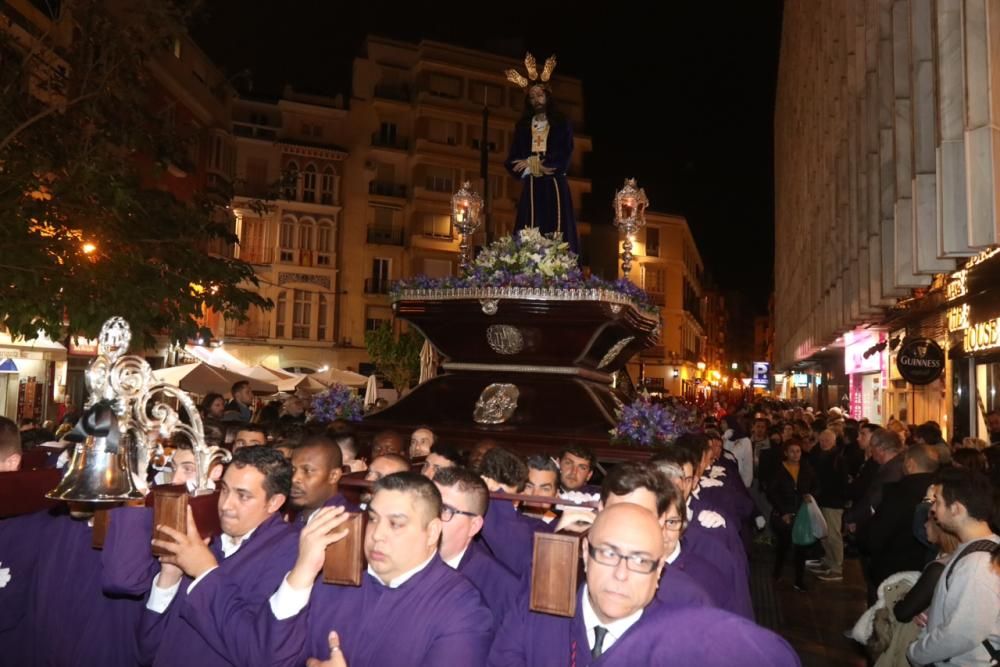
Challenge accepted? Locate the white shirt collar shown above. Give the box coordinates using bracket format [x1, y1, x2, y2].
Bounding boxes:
[442, 546, 469, 570]
[665, 542, 681, 565]
[220, 526, 257, 559]
[367, 552, 435, 589]
[581, 584, 644, 654]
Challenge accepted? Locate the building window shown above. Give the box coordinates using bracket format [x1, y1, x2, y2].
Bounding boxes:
[646, 228, 660, 257]
[318, 295, 328, 341]
[369, 258, 390, 294]
[427, 118, 459, 145]
[422, 258, 452, 278]
[321, 166, 336, 205]
[239, 215, 268, 264]
[275, 292, 287, 337]
[377, 122, 398, 146]
[421, 213, 452, 239]
[368, 206, 401, 244]
[293, 290, 311, 339]
[428, 73, 462, 99]
[283, 161, 299, 200]
[425, 165, 454, 193]
[298, 219, 314, 267]
[642, 266, 665, 294]
[365, 306, 393, 332]
[302, 164, 317, 203]
[469, 81, 503, 107]
[317, 220, 333, 265]
[280, 217, 295, 262]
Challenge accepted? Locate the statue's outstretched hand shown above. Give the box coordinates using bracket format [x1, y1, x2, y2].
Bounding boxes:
[511, 159, 530, 174]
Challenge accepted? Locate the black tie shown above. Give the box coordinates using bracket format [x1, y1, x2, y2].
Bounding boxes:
[592, 626, 609, 659]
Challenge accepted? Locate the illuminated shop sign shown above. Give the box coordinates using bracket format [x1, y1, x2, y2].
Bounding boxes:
[946, 270, 967, 301]
[792, 373, 809, 387]
[948, 304, 970, 333]
[964, 317, 1000, 353]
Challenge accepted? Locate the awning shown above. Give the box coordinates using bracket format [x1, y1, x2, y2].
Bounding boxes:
[0, 359, 18, 373]
[0, 332, 67, 362]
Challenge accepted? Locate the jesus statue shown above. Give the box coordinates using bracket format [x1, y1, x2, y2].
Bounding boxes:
[504, 53, 579, 254]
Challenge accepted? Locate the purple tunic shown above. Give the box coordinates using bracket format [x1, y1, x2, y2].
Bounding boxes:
[656, 560, 715, 609]
[137, 511, 299, 667]
[11, 507, 147, 667]
[681, 528, 753, 619]
[457, 539, 522, 632]
[0, 508, 58, 665]
[481, 498, 553, 577]
[489, 587, 801, 666]
[101, 505, 160, 596]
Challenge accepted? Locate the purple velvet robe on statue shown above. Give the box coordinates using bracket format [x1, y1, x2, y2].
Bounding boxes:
[489, 587, 801, 667]
[504, 117, 579, 253]
[137, 511, 299, 667]
[457, 538, 522, 632]
[481, 498, 553, 578]
[6, 507, 147, 667]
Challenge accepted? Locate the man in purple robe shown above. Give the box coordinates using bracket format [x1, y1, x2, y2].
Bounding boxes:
[433, 466, 521, 631]
[478, 447, 552, 577]
[288, 435, 359, 525]
[599, 462, 714, 610]
[254, 471, 493, 666]
[488, 503, 800, 666]
[5, 503, 147, 667]
[652, 444, 754, 618]
[558, 446, 601, 498]
[138, 446, 299, 667]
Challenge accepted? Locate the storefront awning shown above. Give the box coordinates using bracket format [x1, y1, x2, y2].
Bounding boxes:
[0, 332, 67, 362]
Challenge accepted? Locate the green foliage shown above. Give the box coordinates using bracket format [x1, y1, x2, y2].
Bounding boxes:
[0, 0, 269, 347]
[363, 322, 423, 398]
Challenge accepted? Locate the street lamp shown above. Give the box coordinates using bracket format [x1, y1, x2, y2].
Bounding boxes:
[613, 178, 649, 280]
[452, 181, 484, 275]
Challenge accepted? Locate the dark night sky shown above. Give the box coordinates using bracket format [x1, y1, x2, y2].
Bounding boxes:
[192, 1, 783, 313]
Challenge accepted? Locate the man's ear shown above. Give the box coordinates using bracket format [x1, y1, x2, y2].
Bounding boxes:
[266, 493, 287, 514]
[581, 537, 589, 574]
[330, 467, 344, 484]
[209, 463, 223, 482]
[426, 517, 443, 547]
[469, 515, 484, 538]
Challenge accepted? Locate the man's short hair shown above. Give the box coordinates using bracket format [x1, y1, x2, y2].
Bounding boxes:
[860, 422, 881, 434]
[935, 467, 996, 523]
[433, 466, 489, 516]
[235, 423, 270, 439]
[231, 380, 251, 396]
[0, 417, 22, 459]
[703, 428, 722, 442]
[294, 434, 344, 469]
[330, 431, 358, 459]
[903, 444, 940, 473]
[870, 427, 904, 453]
[558, 445, 595, 468]
[650, 445, 695, 484]
[600, 461, 678, 516]
[429, 441, 463, 466]
[674, 432, 709, 461]
[230, 445, 292, 499]
[372, 471, 443, 524]
[479, 447, 528, 491]
[914, 422, 945, 445]
[372, 453, 410, 470]
[525, 454, 559, 475]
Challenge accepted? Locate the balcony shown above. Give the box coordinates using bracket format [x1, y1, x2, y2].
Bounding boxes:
[224, 319, 270, 340]
[364, 278, 392, 295]
[369, 181, 407, 198]
[644, 291, 666, 306]
[640, 345, 665, 358]
[367, 226, 404, 246]
[238, 246, 274, 265]
[232, 122, 278, 140]
[374, 84, 411, 102]
[371, 133, 409, 151]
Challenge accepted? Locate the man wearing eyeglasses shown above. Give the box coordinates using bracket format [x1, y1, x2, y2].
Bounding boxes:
[488, 503, 800, 666]
[433, 466, 520, 632]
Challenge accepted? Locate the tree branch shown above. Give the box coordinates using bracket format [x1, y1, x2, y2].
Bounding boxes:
[0, 91, 101, 151]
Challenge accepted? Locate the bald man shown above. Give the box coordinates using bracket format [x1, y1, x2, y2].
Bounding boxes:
[489, 504, 800, 666]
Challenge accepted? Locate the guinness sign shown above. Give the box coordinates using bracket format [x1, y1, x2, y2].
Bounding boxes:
[896, 338, 944, 386]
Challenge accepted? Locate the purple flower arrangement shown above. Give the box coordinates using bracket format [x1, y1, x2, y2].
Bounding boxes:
[611, 398, 696, 447]
[390, 228, 660, 317]
[310, 384, 364, 423]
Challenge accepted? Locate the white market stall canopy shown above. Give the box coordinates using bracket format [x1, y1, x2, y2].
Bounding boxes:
[152, 362, 276, 395]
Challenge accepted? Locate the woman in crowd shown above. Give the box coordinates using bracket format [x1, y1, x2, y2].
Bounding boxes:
[767, 435, 817, 592]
